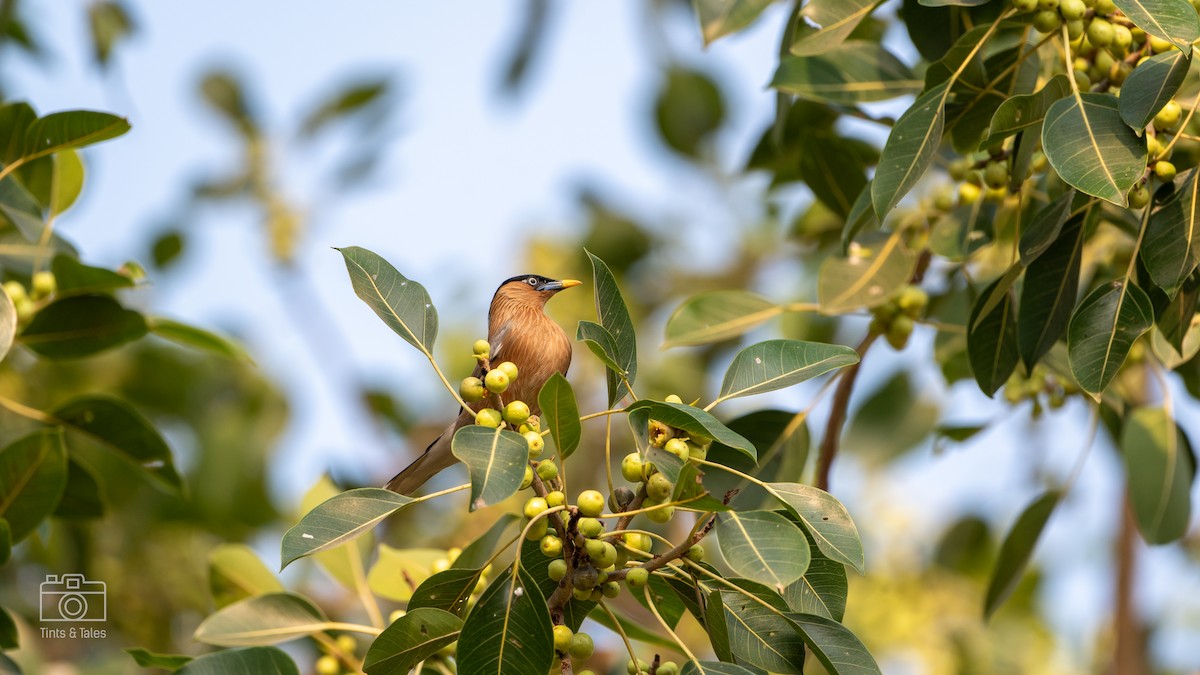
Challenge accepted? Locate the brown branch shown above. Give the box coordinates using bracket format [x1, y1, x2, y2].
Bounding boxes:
[815, 332, 877, 492]
[1111, 492, 1145, 674]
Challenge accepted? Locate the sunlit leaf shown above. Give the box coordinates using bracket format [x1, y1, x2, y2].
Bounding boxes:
[790, 0, 877, 56]
[772, 43, 921, 105]
[0, 283, 14, 362]
[765, 482, 864, 573]
[367, 546, 445, 602]
[1042, 93, 1145, 206]
[967, 276, 1019, 396]
[663, 290, 780, 348]
[209, 543, 285, 609]
[175, 647, 297, 675]
[872, 82, 948, 217]
[54, 394, 182, 491]
[20, 110, 130, 161]
[194, 592, 328, 646]
[1118, 50, 1191, 130]
[538, 373, 580, 459]
[694, 0, 773, 44]
[1143, 168, 1200, 293]
[819, 232, 917, 314]
[452, 425, 528, 511]
[627, 400, 756, 461]
[300, 476, 373, 590]
[785, 613, 883, 674]
[1067, 281, 1154, 396]
[984, 490, 1060, 618]
[364, 608, 463, 675]
[716, 511, 810, 591]
[281, 488, 413, 569]
[1121, 407, 1195, 544]
[337, 246, 438, 353]
[589, 604, 678, 650]
[456, 566, 554, 675]
[1018, 215, 1084, 369]
[1112, 0, 1199, 55]
[454, 512, 521, 569]
[716, 339, 858, 404]
[0, 429, 66, 542]
[19, 294, 147, 358]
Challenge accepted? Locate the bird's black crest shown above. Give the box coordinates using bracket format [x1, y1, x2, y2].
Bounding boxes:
[499, 274, 555, 288]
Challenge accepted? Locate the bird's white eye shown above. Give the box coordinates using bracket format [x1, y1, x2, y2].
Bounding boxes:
[527, 277, 538, 286]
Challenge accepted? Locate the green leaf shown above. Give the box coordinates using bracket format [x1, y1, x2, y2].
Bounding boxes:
[872, 82, 948, 217]
[175, 647, 298, 675]
[0, 604, 16, 650]
[984, 490, 1060, 618]
[336, 246, 438, 353]
[1151, 298, 1200, 368]
[194, 592, 329, 646]
[626, 400, 756, 461]
[716, 339, 859, 404]
[682, 662, 768, 675]
[577, 320, 628, 379]
[0, 174, 46, 241]
[1042, 93, 1145, 206]
[124, 648, 193, 670]
[1067, 281, 1155, 396]
[694, 0, 773, 44]
[785, 612, 883, 675]
[408, 566, 486, 616]
[367, 546, 446, 602]
[984, 74, 1070, 153]
[1018, 215, 1085, 369]
[765, 482, 864, 573]
[300, 78, 390, 137]
[209, 543, 285, 609]
[1018, 190, 1076, 265]
[54, 394, 182, 491]
[790, 0, 877, 56]
[364, 608, 463, 675]
[716, 511, 810, 592]
[772, 43, 921, 105]
[451, 425, 528, 511]
[19, 294, 147, 359]
[920, 0, 995, 5]
[586, 250, 638, 406]
[1112, 0, 1199, 55]
[719, 588, 806, 674]
[800, 131, 872, 217]
[49, 150, 84, 216]
[705, 410, 809, 511]
[50, 254, 134, 295]
[519, 538, 594, 630]
[663, 290, 780, 348]
[967, 276, 1019, 396]
[0, 282, 14, 362]
[53, 459, 104, 518]
[589, 604, 678, 650]
[1119, 50, 1191, 130]
[20, 110, 130, 160]
[538, 373, 580, 459]
[1121, 407, 1195, 544]
[0, 519, 10, 565]
[1143, 168, 1200, 293]
[783, 531, 848, 621]
[281, 488, 413, 569]
[0, 429, 67, 542]
[148, 317, 250, 362]
[454, 512, 521, 569]
[818, 232, 918, 314]
[0, 102, 37, 163]
[633, 574, 688, 630]
[300, 476, 373, 590]
[456, 565, 555, 675]
[841, 181, 880, 254]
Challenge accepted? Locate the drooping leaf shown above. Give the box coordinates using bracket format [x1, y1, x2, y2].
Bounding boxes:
[818, 231, 917, 314]
[0, 102, 37, 163]
[984, 490, 1060, 618]
[1143, 168, 1200, 293]
[765, 482, 864, 573]
[716, 339, 858, 405]
[538, 373, 580, 459]
[1018, 190, 1076, 265]
[209, 543, 285, 609]
[790, 0, 877, 56]
[705, 410, 809, 511]
[1121, 408, 1195, 544]
[20, 110, 130, 162]
[281, 488, 413, 569]
[719, 588, 806, 674]
[456, 565, 555, 675]
[872, 82, 948, 217]
[52, 459, 104, 519]
[1067, 281, 1155, 396]
[300, 476, 374, 591]
[148, 317, 250, 361]
[586, 250, 638, 406]
[785, 613, 883, 675]
[773, 43, 921, 105]
[626, 400, 756, 461]
[19, 294, 147, 358]
[408, 566, 486, 616]
[366, 546, 446, 602]
[50, 254, 134, 295]
[663, 290, 780, 348]
[194, 592, 329, 647]
[1042, 93, 1145, 206]
[1018, 215, 1085, 369]
[175, 647, 298, 675]
[363, 608, 463, 675]
[716, 511, 810, 591]
[123, 648, 193, 670]
[967, 275, 1019, 396]
[1112, 0, 1199, 55]
[336, 246, 438, 353]
[694, 0, 773, 44]
[1119, 50, 1192, 130]
[451, 426, 528, 511]
[54, 394, 182, 491]
[0, 174, 46, 241]
[0, 429, 67, 542]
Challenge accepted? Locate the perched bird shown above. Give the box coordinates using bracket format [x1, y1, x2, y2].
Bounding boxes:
[386, 274, 581, 494]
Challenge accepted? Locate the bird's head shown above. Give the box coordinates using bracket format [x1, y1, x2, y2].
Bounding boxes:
[494, 274, 582, 308]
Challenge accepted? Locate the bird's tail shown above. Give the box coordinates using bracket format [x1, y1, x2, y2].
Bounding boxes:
[385, 419, 461, 495]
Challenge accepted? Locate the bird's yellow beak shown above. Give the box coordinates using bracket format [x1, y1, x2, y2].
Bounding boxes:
[559, 279, 583, 288]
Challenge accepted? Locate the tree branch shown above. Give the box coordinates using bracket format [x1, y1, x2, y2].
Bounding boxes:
[815, 332, 877, 491]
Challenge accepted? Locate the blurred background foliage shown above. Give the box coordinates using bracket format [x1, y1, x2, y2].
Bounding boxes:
[1, 0, 1199, 673]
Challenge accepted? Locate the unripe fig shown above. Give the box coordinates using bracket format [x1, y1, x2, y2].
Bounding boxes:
[568, 632, 595, 659]
[525, 517, 549, 540]
[521, 465, 534, 490]
[1012, 0, 1038, 10]
[524, 431, 544, 457]
[578, 517, 604, 538]
[495, 361, 519, 382]
[31, 271, 55, 298]
[1156, 160, 1178, 182]
[1155, 100, 1182, 130]
[536, 459, 558, 481]
[460, 377, 485, 402]
[646, 504, 674, 524]
[573, 565, 599, 590]
[601, 581, 621, 598]
[1128, 183, 1151, 208]
[484, 369, 509, 394]
[1032, 9, 1061, 33]
[621, 452, 644, 483]
[1059, 0, 1085, 18]
[472, 339, 491, 358]
[664, 394, 683, 404]
[623, 532, 652, 552]
[664, 438, 690, 462]
[685, 544, 705, 562]
[657, 662, 680, 675]
[984, 160, 1008, 188]
[625, 567, 649, 589]
[552, 624, 573, 652]
[646, 473, 673, 501]
[2, 281, 26, 304]
[503, 400, 531, 426]
[548, 559, 568, 581]
[1087, 17, 1115, 47]
[627, 659, 650, 675]
[541, 535, 563, 557]
[577, 490, 605, 517]
[524, 497, 548, 519]
[959, 182, 982, 205]
[315, 655, 340, 675]
[546, 490, 566, 508]
[475, 408, 502, 428]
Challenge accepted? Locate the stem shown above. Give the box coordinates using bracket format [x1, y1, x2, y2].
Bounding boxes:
[410, 482, 473, 504]
[0, 394, 58, 424]
[350, 538, 384, 629]
[579, 408, 623, 422]
[321, 622, 384, 636]
[604, 415, 615, 497]
[313, 632, 363, 672]
[815, 331, 878, 491]
[598, 600, 645, 675]
[642, 585, 697, 663]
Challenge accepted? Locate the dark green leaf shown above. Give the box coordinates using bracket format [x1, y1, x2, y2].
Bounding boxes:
[456, 565, 555, 675]
[89, 1, 134, 67]
[1119, 50, 1191, 130]
[147, 317, 250, 361]
[716, 511, 810, 591]
[1112, 0, 1199, 55]
[19, 294, 147, 359]
[408, 567, 485, 617]
[655, 68, 726, 157]
[0, 604, 16, 650]
[577, 320, 629, 384]
[209, 543, 285, 609]
[452, 426, 528, 511]
[454, 512, 521, 569]
[519, 538, 593, 630]
[1018, 189, 1076, 265]
[50, 254, 134, 295]
[300, 78, 390, 137]
[1121, 407, 1194, 544]
[54, 394, 182, 491]
[719, 588, 806, 673]
[632, 574, 687, 630]
[0, 519, 9, 565]
[538, 373, 580, 459]
[336, 246, 438, 353]
[123, 648, 192, 670]
[967, 276, 1019, 396]
[706, 410, 809, 511]
[772, 43, 921, 105]
[0, 429, 67, 542]
[800, 131, 871, 217]
[1156, 272, 1199, 353]
[194, 592, 328, 646]
[785, 613, 883, 675]
[0, 175, 47, 241]
[1143, 168, 1200, 293]
[20, 110, 130, 161]
[681, 661, 768, 675]
[1018, 215, 1084, 369]
[175, 647, 298, 675]
[871, 82, 947, 217]
[663, 290, 780, 348]
[281, 488, 413, 569]
[1042, 93, 1145, 206]
[586, 250, 638, 406]
[0, 102, 37, 164]
[819, 232, 918, 313]
[588, 604, 677, 650]
[716, 339, 858, 404]
[984, 490, 1060, 618]
[841, 182, 880, 254]
[790, 0, 877, 56]
[52, 459, 104, 518]
[364, 608, 463, 675]
[783, 531, 847, 621]
[765, 482, 864, 573]
[1067, 281, 1154, 396]
[626, 400, 756, 461]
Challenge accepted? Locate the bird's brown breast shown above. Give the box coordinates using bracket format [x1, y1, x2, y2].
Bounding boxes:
[488, 300, 572, 415]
